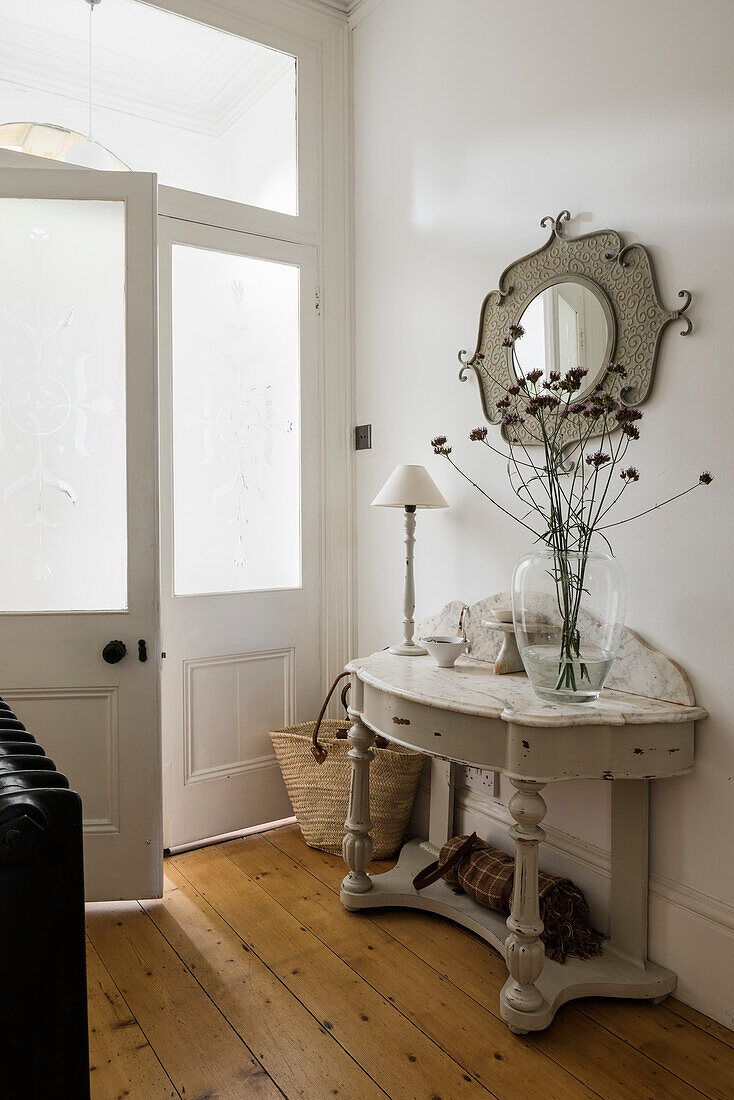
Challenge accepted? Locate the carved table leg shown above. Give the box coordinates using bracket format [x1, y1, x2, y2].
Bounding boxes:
[341, 719, 376, 897]
[503, 779, 547, 1018]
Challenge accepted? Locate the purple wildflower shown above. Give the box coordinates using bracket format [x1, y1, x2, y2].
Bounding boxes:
[469, 426, 488, 441]
[594, 392, 618, 412]
[615, 407, 643, 424]
[559, 366, 589, 393]
[620, 423, 640, 440]
[526, 393, 561, 417]
[699, 471, 714, 484]
[620, 467, 640, 482]
[431, 435, 452, 456]
[508, 324, 525, 340]
[526, 369, 544, 384]
[586, 451, 611, 469]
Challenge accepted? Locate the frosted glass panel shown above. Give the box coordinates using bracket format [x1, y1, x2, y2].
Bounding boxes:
[0, 0, 298, 214]
[0, 199, 127, 612]
[172, 245, 301, 596]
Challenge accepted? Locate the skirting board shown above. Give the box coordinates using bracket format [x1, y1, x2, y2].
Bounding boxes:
[410, 779, 734, 1030]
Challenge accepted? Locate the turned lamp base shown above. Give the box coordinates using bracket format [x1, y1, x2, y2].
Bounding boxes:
[389, 642, 428, 656]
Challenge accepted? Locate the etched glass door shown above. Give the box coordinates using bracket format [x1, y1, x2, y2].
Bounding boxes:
[0, 166, 161, 900]
[159, 219, 321, 847]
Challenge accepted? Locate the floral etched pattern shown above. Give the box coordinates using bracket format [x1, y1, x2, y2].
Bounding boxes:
[172, 245, 300, 596]
[182, 279, 294, 569]
[0, 217, 119, 590]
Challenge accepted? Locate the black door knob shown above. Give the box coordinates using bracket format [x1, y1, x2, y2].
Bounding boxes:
[102, 640, 127, 664]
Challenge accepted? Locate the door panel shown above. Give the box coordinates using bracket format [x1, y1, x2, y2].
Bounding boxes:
[1, 687, 120, 832]
[159, 218, 321, 847]
[0, 167, 161, 901]
[184, 648, 294, 783]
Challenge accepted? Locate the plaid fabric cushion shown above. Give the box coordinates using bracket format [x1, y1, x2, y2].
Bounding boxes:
[438, 834, 601, 963]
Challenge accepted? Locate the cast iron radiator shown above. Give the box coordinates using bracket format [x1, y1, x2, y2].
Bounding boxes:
[0, 695, 90, 1100]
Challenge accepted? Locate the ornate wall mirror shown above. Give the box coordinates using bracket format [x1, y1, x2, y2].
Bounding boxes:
[459, 210, 692, 449]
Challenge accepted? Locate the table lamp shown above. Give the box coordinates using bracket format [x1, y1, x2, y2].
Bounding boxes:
[372, 464, 448, 655]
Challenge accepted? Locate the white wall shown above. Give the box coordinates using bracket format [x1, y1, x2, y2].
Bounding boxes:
[353, 0, 734, 1026]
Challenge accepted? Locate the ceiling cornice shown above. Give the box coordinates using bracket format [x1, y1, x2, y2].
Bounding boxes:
[303, 0, 386, 24]
[0, 15, 293, 138]
[296, 0, 373, 16]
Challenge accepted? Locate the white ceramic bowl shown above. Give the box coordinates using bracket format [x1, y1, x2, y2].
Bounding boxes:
[490, 607, 513, 623]
[421, 636, 468, 668]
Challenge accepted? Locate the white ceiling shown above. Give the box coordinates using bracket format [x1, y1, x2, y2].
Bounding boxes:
[0, 0, 294, 136]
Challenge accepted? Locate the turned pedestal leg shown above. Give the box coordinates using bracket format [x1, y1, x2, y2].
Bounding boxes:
[341, 719, 376, 897]
[502, 779, 547, 1024]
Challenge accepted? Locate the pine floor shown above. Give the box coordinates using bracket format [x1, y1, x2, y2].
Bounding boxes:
[86, 824, 734, 1100]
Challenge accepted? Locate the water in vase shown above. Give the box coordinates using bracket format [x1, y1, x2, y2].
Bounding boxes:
[521, 644, 616, 704]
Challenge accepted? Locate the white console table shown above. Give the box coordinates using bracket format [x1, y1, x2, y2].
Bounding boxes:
[339, 627, 705, 1034]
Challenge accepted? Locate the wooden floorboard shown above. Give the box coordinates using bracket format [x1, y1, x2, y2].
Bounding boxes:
[85, 824, 734, 1100]
[87, 901, 282, 1100]
[143, 863, 388, 1100]
[86, 937, 180, 1100]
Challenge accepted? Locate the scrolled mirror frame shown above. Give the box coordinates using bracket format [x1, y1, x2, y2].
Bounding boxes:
[458, 210, 693, 450]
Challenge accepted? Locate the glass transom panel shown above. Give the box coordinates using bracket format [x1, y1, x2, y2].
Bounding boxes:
[0, 0, 297, 214]
[0, 198, 127, 612]
[172, 244, 301, 596]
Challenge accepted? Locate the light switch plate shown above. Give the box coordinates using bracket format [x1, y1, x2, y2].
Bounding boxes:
[355, 424, 372, 450]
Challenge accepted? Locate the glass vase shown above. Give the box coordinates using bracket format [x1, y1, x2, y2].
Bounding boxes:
[511, 549, 626, 704]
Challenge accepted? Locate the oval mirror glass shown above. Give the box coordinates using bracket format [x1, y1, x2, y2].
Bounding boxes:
[513, 279, 614, 398]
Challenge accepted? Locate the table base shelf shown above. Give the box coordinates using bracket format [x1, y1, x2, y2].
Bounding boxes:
[341, 839, 675, 1033]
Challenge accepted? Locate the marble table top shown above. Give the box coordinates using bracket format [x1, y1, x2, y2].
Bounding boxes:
[347, 651, 707, 729]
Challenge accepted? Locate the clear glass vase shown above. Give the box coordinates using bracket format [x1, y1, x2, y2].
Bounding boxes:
[511, 549, 626, 704]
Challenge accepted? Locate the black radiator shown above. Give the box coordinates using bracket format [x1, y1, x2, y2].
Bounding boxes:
[0, 696, 90, 1100]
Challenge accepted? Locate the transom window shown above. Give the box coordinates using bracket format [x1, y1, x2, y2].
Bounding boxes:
[0, 0, 297, 214]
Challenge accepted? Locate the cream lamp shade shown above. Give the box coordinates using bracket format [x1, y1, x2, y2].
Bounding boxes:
[371, 465, 448, 509]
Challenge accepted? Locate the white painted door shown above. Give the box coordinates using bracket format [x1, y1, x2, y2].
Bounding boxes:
[0, 166, 161, 900]
[159, 218, 322, 847]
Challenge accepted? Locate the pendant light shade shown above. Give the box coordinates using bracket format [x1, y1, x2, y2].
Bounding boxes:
[62, 138, 114, 169]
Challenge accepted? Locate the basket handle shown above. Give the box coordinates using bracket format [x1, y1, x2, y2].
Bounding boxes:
[311, 672, 351, 764]
[412, 832, 479, 890]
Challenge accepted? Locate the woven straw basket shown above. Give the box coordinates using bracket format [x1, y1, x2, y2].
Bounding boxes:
[270, 673, 424, 859]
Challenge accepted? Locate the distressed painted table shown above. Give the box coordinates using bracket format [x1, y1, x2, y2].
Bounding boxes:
[340, 622, 706, 1034]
